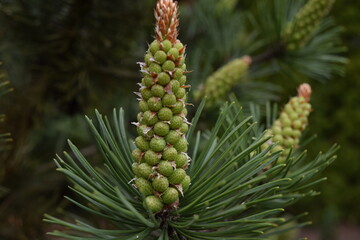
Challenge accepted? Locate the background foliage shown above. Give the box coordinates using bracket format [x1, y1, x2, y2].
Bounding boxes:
[297, 0, 360, 226]
[0, 0, 358, 239]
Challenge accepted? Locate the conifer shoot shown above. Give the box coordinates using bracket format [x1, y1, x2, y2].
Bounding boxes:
[132, 0, 191, 213]
[262, 83, 312, 163]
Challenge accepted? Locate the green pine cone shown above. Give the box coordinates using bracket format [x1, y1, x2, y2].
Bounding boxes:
[197, 56, 251, 107]
[262, 84, 312, 164]
[284, 0, 336, 50]
[131, 1, 191, 212]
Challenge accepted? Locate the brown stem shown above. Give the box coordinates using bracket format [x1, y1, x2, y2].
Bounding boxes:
[251, 42, 286, 65]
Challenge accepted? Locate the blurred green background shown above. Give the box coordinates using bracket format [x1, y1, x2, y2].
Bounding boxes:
[0, 0, 358, 239]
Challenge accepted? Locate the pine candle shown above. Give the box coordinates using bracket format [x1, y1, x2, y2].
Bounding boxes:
[262, 83, 312, 163]
[284, 0, 335, 50]
[131, 0, 191, 213]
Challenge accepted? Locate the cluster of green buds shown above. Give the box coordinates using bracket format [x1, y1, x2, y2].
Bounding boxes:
[195, 56, 252, 107]
[131, 0, 191, 213]
[284, 0, 336, 51]
[262, 84, 312, 163]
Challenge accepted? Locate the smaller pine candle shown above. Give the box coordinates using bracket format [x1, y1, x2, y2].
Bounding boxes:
[284, 0, 336, 50]
[196, 56, 252, 107]
[262, 83, 312, 163]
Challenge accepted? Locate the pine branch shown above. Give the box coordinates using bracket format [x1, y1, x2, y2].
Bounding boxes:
[44, 1, 339, 239]
[251, 43, 285, 65]
[250, 0, 346, 79]
[192, 0, 346, 106]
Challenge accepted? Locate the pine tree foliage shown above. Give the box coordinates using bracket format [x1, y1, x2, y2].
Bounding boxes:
[44, 100, 338, 239]
[250, 0, 347, 80]
[0, 1, 160, 136]
[181, 0, 256, 87]
[283, 0, 336, 51]
[45, 1, 339, 238]
[181, 0, 280, 106]
[190, 0, 346, 105]
[0, 0, 154, 162]
[0, 2, 153, 236]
